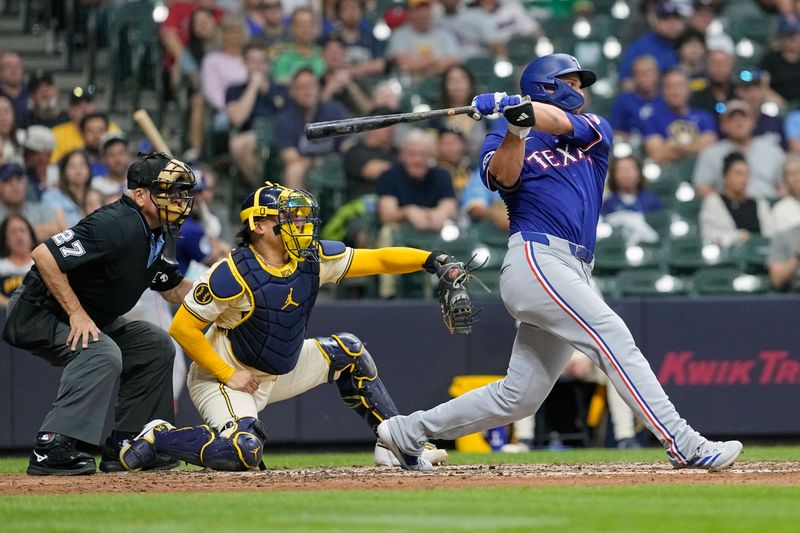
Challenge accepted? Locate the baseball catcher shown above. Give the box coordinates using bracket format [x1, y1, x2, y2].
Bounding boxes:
[119, 183, 474, 472]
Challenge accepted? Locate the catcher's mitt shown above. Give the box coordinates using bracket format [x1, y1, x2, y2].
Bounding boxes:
[424, 252, 478, 335]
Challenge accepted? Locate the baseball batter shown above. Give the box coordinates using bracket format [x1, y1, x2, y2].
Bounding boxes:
[378, 53, 743, 471]
[119, 183, 461, 471]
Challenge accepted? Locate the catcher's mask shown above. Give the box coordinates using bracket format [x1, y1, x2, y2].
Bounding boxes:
[238, 183, 321, 262]
[127, 153, 196, 231]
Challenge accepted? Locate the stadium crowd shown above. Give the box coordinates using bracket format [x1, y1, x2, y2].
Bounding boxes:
[2, 0, 800, 301]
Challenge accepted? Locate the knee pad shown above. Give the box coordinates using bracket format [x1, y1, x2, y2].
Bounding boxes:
[316, 333, 399, 431]
[153, 417, 267, 471]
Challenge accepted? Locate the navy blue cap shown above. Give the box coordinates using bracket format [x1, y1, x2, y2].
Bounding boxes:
[778, 16, 800, 36]
[0, 162, 25, 182]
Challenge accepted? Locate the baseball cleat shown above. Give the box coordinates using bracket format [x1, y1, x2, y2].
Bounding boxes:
[667, 439, 743, 471]
[26, 433, 96, 476]
[376, 421, 433, 472]
[119, 419, 177, 472]
[374, 441, 448, 467]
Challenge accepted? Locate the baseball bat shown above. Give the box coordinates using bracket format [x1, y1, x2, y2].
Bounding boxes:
[304, 106, 476, 140]
[133, 109, 173, 157]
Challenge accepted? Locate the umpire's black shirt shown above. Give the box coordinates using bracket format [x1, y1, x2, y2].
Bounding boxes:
[29, 195, 183, 329]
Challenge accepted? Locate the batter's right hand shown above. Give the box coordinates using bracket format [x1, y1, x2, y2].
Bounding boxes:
[226, 370, 262, 394]
[471, 92, 508, 117]
[67, 310, 100, 351]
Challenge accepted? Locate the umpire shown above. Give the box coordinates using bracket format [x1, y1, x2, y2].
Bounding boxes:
[2, 153, 196, 476]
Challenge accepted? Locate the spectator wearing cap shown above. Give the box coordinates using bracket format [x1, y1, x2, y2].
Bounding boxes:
[327, 0, 386, 79]
[0, 94, 21, 164]
[91, 134, 132, 202]
[0, 161, 65, 241]
[175, 165, 230, 278]
[386, 0, 459, 77]
[437, 0, 506, 61]
[771, 155, 800, 233]
[759, 16, 800, 105]
[272, 8, 327, 85]
[0, 52, 28, 126]
[693, 99, 785, 199]
[50, 86, 121, 164]
[78, 113, 110, 178]
[275, 68, 348, 189]
[699, 152, 774, 249]
[736, 69, 786, 146]
[611, 55, 661, 142]
[343, 108, 397, 200]
[640, 68, 717, 164]
[26, 71, 68, 129]
[243, 0, 288, 47]
[619, 1, 687, 88]
[226, 42, 288, 185]
[42, 150, 92, 227]
[21, 125, 56, 201]
[690, 35, 736, 118]
[688, 0, 723, 34]
[320, 36, 372, 115]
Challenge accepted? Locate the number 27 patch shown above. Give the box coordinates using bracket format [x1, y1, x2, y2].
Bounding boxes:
[52, 229, 86, 258]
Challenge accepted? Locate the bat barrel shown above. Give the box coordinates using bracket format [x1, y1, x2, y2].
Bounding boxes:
[304, 106, 475, 140]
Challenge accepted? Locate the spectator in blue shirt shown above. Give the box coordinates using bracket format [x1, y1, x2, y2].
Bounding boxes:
[641, 68, 718, 164]
[602, 155, 663, 216]
[460, 168, 507, 232]
[226, 42, 288, 185]
[275, 68, 348, 189]
[611, 55, 661, 141]
[620, 1, 688, 88]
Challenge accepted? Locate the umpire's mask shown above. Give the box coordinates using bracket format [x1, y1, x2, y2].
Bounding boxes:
[128, 153, 196, 232]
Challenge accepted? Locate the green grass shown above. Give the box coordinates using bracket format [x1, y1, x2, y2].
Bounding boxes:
[0, 445, 798, 472]
[1, 447, 798, 532]
[1, 486, 799, 533]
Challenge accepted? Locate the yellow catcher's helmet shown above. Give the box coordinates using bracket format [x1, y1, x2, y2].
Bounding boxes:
[238, 183, 321, 262]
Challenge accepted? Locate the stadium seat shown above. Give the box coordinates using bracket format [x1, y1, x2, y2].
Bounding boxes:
[507, 35, 539, 67]
[729, 235, 771, 274]
[593, 234, 629, 275]
[665, 236, 736, 275]
[643, 210, 673, 238]
[691, 267, 770, 295]
[614, 269, 689, 297]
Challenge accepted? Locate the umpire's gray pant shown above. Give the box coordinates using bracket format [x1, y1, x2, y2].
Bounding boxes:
[7, 286, 176, 445]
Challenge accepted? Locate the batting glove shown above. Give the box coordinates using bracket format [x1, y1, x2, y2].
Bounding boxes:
[471, 92, 507, 118]
[502, 95, 535, 139]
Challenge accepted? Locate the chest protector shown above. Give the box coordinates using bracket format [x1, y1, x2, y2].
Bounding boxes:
[227, 247, 319, 375]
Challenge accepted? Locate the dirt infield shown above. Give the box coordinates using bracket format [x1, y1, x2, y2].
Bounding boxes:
[2, 461, 799, 495]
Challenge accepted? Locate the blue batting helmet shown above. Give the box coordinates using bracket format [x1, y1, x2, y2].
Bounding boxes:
[519, 53, 597, 112]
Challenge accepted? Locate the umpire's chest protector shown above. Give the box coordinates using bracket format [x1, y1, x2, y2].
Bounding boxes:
[226, 246, 319, 375]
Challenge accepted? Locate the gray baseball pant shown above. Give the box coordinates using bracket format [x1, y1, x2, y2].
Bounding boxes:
[386, 232, 705, 464]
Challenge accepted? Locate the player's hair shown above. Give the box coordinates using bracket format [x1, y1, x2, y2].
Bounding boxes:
[607, 155, 645, 193]
[0, 213, 37, 257]
[242, 41, 267, 58]
[722, 151, 747, 176]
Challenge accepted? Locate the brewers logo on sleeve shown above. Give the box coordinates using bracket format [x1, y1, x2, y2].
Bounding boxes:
[193, 283, 213, 305]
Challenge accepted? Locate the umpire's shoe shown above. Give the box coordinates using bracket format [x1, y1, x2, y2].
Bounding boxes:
[376, 421, 433, 472]
[100, 423, 180, 473]
[26, 433, 96, 476]
[118, 420, 177, 472]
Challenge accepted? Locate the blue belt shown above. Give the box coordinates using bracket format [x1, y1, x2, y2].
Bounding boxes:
[521, 232, 595, 264]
